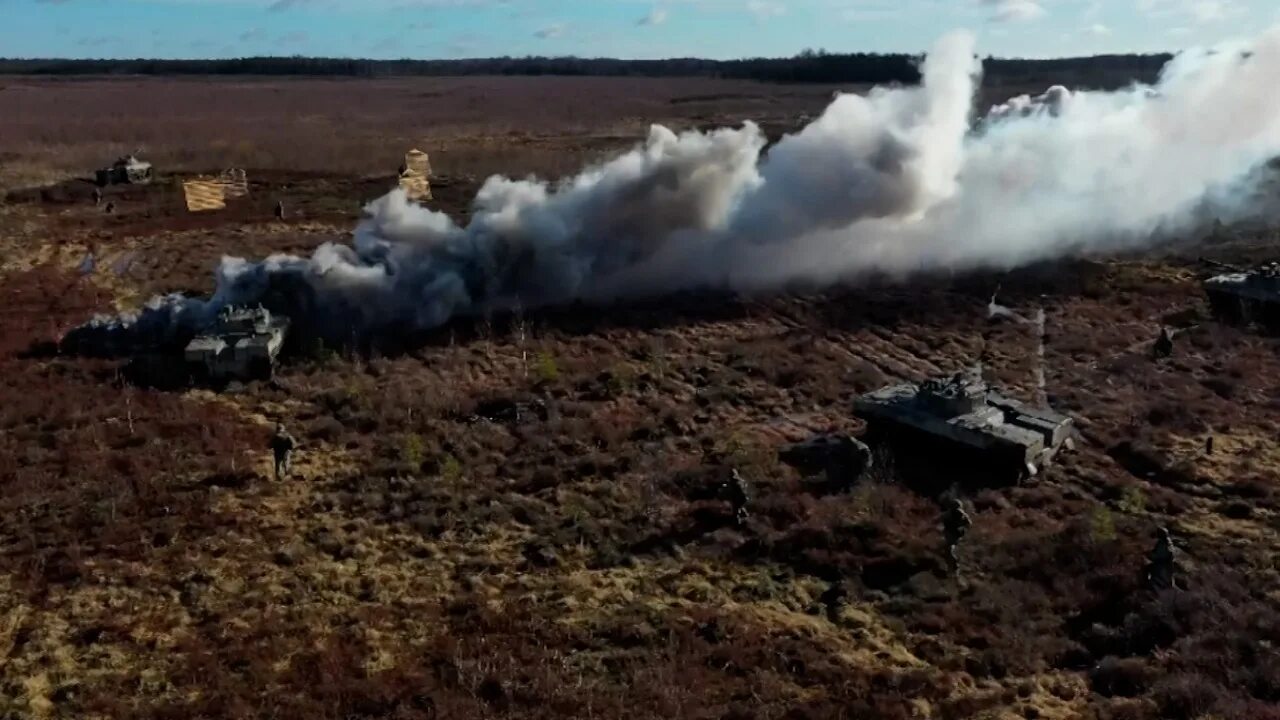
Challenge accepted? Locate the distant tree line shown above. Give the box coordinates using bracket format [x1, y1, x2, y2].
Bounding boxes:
[0, 51, 1173, 87]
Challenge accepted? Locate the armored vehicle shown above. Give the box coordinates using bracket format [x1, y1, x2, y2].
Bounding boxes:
[95, 155, 153, 186]
[854, 370, 1073, 487]
[184, 306, 289, 382]
[1203, 261, 1280, 333]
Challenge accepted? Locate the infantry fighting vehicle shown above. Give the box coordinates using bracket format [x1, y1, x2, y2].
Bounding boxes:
[95, 155, 153, 186]
[854, 370, 1073, 488]
[1202, 260, 1280, 333]
[184, 306, 289, 382]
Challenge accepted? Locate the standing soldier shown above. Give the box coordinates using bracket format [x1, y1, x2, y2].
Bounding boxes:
[271, 422, 297, 481]
[942, 498, 972, 578]
[1152, 327, 1174, 359]
[725, 469, 751, 526]
[1145, 526, 1178, 591]
[92, 187, 102, 206]
[274, 200, 286, 221]
[1205, 435, 1215, 456]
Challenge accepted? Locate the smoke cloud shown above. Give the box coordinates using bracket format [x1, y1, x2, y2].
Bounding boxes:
[69, 27, 1280, 351]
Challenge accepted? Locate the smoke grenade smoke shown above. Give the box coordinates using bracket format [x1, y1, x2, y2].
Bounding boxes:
[69, 27, 1280, 350]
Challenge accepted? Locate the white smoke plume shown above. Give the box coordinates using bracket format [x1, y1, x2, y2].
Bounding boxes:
[68, 27, 1280, 351]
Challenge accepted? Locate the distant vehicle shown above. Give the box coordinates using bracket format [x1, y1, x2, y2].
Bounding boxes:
[854, 370, 1073, 487]
[95, 155, 153, 186]
[184, 305, 289, 382]
[1202, 260, 1280, 333]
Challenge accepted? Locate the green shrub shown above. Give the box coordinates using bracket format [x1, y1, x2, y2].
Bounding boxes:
[534, 352, 560, 383]
[440, 454, 463, 482]
[399, 433, 426, 467]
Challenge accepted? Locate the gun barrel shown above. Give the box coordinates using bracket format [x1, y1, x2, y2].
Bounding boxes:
[1199, 257, 1243, 272]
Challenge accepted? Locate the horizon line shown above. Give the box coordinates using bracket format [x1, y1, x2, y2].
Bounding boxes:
[0, 50, 1177, 65]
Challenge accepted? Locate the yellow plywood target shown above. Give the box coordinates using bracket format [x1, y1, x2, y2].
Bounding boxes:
[399, 174, 433, 202]
[183, 169, 251, 212]
[403, 149, 432, 178]
[183, 180, 227, 212]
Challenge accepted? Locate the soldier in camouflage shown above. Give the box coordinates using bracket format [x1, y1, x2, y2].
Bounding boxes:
[271, 422, 297, 481]
[779, 434, 873, 493]
[1145, 526, 1178, 591]
[1152, 327, 1174, 359]
[726, 469, 750, 526]
[942, 498, 972, 577]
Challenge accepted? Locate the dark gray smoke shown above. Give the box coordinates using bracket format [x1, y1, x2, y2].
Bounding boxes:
[66, 28, 1280, 353]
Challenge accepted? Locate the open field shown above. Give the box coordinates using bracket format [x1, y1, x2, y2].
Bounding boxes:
[0, 75, 861, 189]
[2, 75, 1280, 719]
[0, 75, 1052, 189]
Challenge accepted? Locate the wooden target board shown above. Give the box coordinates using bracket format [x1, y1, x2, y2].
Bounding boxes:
[182, 169, 250, 212]
[182, 180, 227, 212]
[403, 149, 432, 177]
[399, 174, 433, 202]
[220, 168, 249, 199]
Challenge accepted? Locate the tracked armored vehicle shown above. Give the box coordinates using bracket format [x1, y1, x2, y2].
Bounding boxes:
[1203, 261, 1280, 333]
[184, 306, 289, 382]
[95, 155, 153, 186]
[854, 371, 1073, 488]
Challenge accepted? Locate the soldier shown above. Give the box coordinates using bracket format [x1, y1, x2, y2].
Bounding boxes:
[92, 187, 102, 206]
[270, 422, 297, 481]
[104, 201, 115, 215]
[725, 469, 751, 526]
[1145, 526, 1177, 591]
[942, 498, 972, 577]
[274, 200, 286, 221]
[1152, 327, 1174, 359]
[780, 434, 873, 492]
[1205, 435, 1215, 456]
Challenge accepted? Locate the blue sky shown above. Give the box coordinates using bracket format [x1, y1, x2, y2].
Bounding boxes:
[1, 0, 1275, 60]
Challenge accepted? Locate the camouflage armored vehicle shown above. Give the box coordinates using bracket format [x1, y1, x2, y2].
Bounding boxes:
[184, 306, 289, 382]
[1203, 260, 1280, 333]
[95, 155, 153, 186]
[854, 370, 1073, 487]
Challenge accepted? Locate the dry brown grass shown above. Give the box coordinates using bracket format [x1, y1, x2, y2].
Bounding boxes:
[0, 75, 1051, 190]
[1, 76, 1279, 719]
[0, 75, 852, 189]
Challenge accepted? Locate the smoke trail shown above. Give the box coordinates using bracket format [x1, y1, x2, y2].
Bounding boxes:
[66, 27, 1280, 352]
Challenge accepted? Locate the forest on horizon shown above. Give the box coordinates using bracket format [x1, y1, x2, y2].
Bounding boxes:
[0, 50, 1174, 88]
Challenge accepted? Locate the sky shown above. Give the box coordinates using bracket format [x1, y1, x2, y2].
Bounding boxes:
[0, 0, 1276, 61]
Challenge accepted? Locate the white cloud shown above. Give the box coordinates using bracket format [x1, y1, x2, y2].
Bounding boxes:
[746, 0, 786, 22]
[636, 7, 668, 27]
[1188, 1, 1228, 23]
[533, 23, 564, 39]
[1088, 23, 1112, 36]
[982, 0, 1046, 23]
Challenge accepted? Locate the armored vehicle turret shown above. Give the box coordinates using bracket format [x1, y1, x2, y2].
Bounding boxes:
[854, 370, 1073, 487]
[95, 155, 153, 186]
[1203, 261, 1280, 333]
[184, 305, 289, 382]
